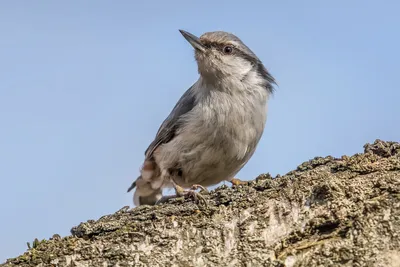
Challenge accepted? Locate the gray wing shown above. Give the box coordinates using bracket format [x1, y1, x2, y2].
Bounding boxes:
[144, 84, 197, 159]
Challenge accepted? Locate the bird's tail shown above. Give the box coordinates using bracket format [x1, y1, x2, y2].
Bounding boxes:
[127, 175, 163, 206]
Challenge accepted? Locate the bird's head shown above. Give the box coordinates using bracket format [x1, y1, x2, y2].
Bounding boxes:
[179, 29, 276, 93]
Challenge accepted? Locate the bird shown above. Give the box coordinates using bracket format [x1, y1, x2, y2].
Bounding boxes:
[127, 29, 276, 206]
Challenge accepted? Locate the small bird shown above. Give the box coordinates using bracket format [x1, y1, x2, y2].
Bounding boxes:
[127, 29, 276, 206]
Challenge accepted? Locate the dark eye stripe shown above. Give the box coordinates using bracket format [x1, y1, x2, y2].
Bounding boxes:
[202, 41, 232, 51]
[202, 41, 260, 64]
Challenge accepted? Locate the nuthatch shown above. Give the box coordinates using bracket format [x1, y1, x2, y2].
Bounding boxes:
[128, 29, 276, 206]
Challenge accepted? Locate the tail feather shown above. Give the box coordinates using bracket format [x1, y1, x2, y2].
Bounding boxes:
[127, 181, 136, 193]
[128, 175, 163, 206]
[134, 188, 162, 206]
[128, 159, 163, 206]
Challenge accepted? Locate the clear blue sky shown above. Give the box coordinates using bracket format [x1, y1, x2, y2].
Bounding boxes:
[1, 0, 399, 262]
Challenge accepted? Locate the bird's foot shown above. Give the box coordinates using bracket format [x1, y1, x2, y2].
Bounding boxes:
[230, 178, 249, 186]
[156, 184, 208, 206]
[189, 184, 209, 194]
[176, 184, 208, 206]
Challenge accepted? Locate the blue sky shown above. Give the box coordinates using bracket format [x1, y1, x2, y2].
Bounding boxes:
[0, 0, 399, 262]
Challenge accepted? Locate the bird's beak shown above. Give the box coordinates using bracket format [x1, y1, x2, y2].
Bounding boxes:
[179, 29, 206, 53]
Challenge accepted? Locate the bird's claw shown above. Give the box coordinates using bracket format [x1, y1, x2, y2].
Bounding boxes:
[190, 184, 209, 194]
[185, 189, 208, 206]
[177, 184, 208, 206]
[155, 184, 208, 206]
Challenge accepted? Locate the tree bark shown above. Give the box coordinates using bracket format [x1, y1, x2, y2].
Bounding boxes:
[2, 139, 400, 267]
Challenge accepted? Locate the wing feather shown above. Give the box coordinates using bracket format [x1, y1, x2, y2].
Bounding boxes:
[144, 85, 197, 159]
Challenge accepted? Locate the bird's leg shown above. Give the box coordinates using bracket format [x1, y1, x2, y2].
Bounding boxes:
[230, 177, 249, 186]
[156, 182, 208, 206]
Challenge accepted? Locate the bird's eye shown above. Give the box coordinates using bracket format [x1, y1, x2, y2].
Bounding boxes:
[223, 45, 233, 54]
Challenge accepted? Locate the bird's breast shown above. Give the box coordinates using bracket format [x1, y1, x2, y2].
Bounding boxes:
[196, 90, 267, 146]
[183, 90, 266, 162]
[157, 86, 268, 188]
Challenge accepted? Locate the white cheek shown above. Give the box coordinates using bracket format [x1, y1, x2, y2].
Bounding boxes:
[223, 57, 252, 76]
[245, 68, 263, 86]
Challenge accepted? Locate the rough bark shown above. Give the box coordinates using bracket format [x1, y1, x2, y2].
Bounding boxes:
[2, 140, 400, 267]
